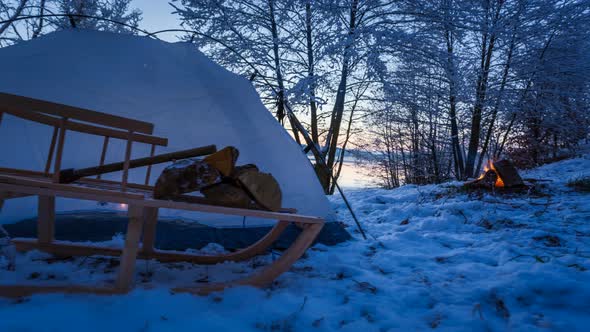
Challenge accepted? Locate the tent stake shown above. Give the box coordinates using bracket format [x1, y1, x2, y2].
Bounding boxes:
[332, 179, 367, 240]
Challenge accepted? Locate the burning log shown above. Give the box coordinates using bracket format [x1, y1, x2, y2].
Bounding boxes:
[481, 169, 499, 187]
[465, 159, 524, 189]
[491, 159, 524, 187]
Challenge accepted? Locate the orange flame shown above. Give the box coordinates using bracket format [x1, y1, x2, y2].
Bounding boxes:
[478, 160, 505, 187]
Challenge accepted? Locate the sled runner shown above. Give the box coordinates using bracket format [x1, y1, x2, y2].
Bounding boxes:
[0, 92, 324, 297]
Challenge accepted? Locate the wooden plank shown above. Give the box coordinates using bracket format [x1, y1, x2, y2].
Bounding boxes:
[37, 195, 55, 244]
[67, 120, 167, 146]
[12, 220, 290, 264]
[0, 168, 152, 192]
[144, 144, 156, 185]
[97, 136, 109, 179]
[0, 167, 152, 192]
[52, 118, 67, 183]
[0, 181, 323, 225]
[44, 126, 59, 175]
[1, 168, 282, 200]
[0, 167, 50, 178]
[0, 285, 123, 298]
[77, 177, 153, 192]
[0, 175, 145, 200]
[0, 92, 154, 134]
[141, 207, 159, 253]
[115, 205, 144, 291]
[137, 199, 325, 224]
[0, 182, 139, 208]
[1, 107, 167, 146]
[121, 131, 133, 192]
[166, 193, 297, 213]
[12, 238, 123, 256]
[0, 175, 324, 224]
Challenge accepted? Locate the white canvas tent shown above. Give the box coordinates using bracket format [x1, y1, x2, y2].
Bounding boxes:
[0, 29, 332, 225]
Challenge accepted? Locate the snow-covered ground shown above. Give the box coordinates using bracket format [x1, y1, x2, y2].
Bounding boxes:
[1, 155, 589, 331]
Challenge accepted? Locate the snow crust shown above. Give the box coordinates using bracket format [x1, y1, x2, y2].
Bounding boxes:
[1, 155, 589, 331]
[0, 29, 331, 224]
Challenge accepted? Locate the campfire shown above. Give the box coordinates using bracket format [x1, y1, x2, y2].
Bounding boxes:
[466, 159, 524, 189]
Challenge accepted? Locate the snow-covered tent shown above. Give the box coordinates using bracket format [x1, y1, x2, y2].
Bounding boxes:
[0, 30, 332, 225]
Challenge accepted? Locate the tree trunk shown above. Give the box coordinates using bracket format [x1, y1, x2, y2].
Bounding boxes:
[268, 0, 287, 125]
[476, 28, 517, 174]
[322, 0, 359, 192]
[465, 1, 503, 178]
[443, 18, 464, 179]
[305, 1, 319, 145]
[330, 90, 360, 194]
[495, 30, 556, 158]
[410, 105, 420, 183]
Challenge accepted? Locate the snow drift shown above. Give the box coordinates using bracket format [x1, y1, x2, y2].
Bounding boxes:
[0, 29, 331, 224]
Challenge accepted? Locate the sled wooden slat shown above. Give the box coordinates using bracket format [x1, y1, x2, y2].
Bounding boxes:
[115, 205, 144, 291]
[0, 92, 154, 134]
[138, 199, 324, 224]
[0, 167, 154, 193]
[121, 130, 134, 192]
[0, 285, 125, 298]
[45, 126, 59, 175]
[97, 136, 109, 179]
[144, 144, 156, 185]
[51, 116, 67, 183]
[0, 94, 325, 298]
[1, 106, 168, 146]
[0, 175, 146, 201]
[12, 220, 291, 264]
[37, 195, 55, 244]
[0, 175, 323, 224]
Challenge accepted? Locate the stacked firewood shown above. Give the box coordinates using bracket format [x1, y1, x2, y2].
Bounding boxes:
[153, 147, 282, 211]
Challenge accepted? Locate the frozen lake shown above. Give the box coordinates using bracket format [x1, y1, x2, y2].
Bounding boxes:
[334, 159, 377, 189]
[307, 153, 378, 189]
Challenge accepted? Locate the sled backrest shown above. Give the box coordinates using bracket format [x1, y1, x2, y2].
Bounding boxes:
[0, 92, 168, 188]
[0, 92, 154, 133]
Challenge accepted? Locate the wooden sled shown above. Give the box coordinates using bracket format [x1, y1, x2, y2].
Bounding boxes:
[0, 92, 324, 298]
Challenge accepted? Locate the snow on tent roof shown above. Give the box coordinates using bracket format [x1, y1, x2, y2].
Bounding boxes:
[0, 29, 332, 225]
